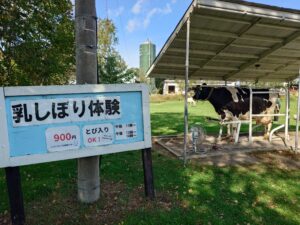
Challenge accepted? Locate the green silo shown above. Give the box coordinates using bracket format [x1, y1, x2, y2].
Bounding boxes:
[139, 40, 156, 90]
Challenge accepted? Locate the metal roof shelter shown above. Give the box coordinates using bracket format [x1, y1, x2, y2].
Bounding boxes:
[146, 0, 300, 163]
[147, 0, 300, 82]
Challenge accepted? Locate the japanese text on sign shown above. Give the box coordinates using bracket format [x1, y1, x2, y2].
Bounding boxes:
[83, 124, 114, 147]
[10, 96, 121, 127]
[115, 123, 137, 140]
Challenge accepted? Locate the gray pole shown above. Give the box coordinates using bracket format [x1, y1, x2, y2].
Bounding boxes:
[75, 0, 100, 203]
[295, 68, 300, 151]
[183, 17, 191, 165]
[249, 88, 253, 143]
[284, 87, 289, 141]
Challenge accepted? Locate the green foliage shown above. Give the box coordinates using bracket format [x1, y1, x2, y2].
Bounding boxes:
[97, 18, 136, 84]
[98, 51, 137, 84]
[0, 0, 75, 86]
[97, 18, 118, 61]
[150, 94, 184, 103]
[155, 78, 165, 94]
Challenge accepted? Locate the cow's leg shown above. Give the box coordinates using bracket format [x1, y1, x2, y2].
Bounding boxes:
[218, 125, 223, 141]
[264, 123, 272, 140]
[263, 125, 267, 139]
[226, 124, 231, 137]
[231, 123, 238, 142]
[235, 122, 241, 143]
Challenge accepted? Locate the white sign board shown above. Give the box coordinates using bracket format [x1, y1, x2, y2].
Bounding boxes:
[0, 84, 151, 168]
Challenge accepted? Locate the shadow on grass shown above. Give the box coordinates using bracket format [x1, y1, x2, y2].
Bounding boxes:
[151, 112, 221, 136]
[0, 151, 299, 225]
[125, 153, 300, 225]
[0, 159, 77, 212]
[182, 165, 300, 225]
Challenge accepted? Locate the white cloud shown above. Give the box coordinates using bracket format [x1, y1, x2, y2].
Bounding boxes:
[162, 3, 172, 14]
[143, 3, 172, 28]
[126, 19, 141, 32]
[108, 6, 124, 18]
[132, 0, 147, 14]
[127, 0, 175, 32]
[143, 9, 157, 28]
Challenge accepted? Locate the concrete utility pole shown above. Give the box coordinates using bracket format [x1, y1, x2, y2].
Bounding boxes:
[75, 0, 100, 203]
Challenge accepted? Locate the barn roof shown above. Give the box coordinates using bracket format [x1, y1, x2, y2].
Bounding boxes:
[147, 0, 300, 82]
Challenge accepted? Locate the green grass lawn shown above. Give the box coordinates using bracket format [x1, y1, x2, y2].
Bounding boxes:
[0, 96, 299, 225]
[151, 99, 219, 135]
[151, 95, 300, 136]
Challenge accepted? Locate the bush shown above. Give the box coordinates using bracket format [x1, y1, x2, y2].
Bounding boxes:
[150, 94, 184, 103]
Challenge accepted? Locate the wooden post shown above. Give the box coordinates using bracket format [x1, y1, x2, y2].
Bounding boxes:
[75, 0, 100, 203]
[142, 148, 155, 199]
[5, 167, 25, 225]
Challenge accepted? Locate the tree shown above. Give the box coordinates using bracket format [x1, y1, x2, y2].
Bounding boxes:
[97, 18, 136, 83]
[155, 78, 165, 94]
[99, 51, 137, 84]
[0, 0, 74, 86]
[97, 18, 117, 62]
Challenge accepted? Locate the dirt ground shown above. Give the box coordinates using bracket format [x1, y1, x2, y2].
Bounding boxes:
[0, 180, 174, 225]
[152, 142, 300, 169]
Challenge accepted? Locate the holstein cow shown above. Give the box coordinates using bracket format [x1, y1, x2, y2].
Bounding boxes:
[221, 97, 274, 139]
[192, 84, 278, 139]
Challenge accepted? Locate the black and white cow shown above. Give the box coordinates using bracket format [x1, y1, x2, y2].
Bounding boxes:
[192, 84, 279, 139]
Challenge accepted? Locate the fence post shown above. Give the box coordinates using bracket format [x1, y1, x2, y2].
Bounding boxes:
[141, 148, 155, 199]
[5, 167, 25, 225]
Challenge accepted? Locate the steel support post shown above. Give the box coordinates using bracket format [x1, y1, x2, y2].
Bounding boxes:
[183, 17, 191, 165]
[285, 87, 289, 141]
[295, 68, 300, 151]
[288, 82, 291, 129]
[249, 88, 253, 143]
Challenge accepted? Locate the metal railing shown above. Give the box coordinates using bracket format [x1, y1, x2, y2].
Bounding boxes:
[248, 87, 289, 144]
[217, 87, 289, 144]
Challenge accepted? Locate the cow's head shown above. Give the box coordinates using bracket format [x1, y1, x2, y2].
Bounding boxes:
[192, 83, 212, 101]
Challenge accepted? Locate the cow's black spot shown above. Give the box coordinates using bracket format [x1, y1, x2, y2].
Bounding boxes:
[221, 97, 273, 119]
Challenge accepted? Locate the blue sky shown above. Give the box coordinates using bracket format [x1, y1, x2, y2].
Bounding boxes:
[95, 0, 300, 68]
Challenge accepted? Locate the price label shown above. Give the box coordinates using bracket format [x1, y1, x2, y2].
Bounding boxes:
[45, 126, 80, 152]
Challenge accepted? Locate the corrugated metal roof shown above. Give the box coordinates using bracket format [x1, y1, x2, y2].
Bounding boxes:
[147, 0, 300, 82]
